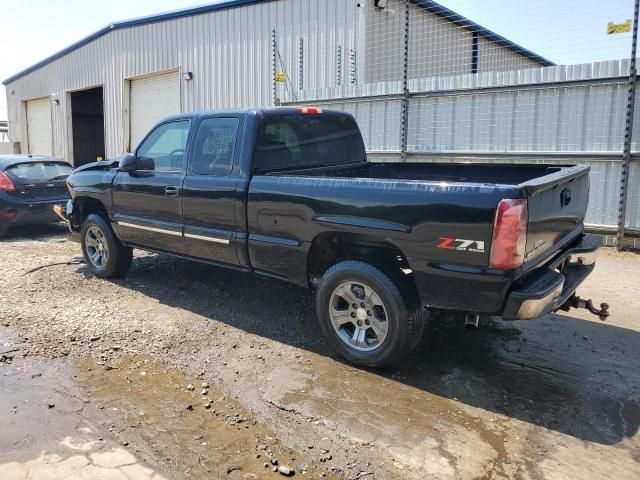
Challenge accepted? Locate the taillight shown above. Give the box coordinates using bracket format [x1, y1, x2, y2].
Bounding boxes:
[298, 106, 323, 115]
[489, 198, 528, 269]
[0, 171, 15, 192]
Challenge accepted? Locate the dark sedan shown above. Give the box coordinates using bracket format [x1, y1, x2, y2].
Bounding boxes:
[0, 155, 72, 237]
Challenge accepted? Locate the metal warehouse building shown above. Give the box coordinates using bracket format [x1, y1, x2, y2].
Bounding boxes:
[2, 0, 550, 166]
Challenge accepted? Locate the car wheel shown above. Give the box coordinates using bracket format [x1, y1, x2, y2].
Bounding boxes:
[0, 224, 7, 239]
[315, 260, 424, 368]
[81, 214, 132, 278]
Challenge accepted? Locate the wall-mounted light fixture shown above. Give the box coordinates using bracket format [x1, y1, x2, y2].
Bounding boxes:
[375, 0, 389, 9]
[51, 93, 60, 105]
[183, 71, 193, 81]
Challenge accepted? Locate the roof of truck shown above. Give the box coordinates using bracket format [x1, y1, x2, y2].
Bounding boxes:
[162, 106, 347, 120]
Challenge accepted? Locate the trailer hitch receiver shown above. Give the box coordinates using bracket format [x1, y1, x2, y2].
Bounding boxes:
[560, 295, 610, 321]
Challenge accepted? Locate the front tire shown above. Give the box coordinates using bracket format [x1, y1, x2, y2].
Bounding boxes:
[315, 260, 424, 368]
[81, 214, 132, 278]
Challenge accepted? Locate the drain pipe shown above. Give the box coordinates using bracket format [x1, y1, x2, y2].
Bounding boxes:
[464, 314, 480, 329]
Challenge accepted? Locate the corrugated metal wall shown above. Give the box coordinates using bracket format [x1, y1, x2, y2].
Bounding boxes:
[5, 0, 543, 161]
[5, 1, 633, 233]
[4, 0, 359, 160]
[477, 36, 540, 73]
[283, 60, 639, 231]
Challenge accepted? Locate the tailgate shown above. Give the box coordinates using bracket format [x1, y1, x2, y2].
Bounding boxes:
[519, 165, 590, 263]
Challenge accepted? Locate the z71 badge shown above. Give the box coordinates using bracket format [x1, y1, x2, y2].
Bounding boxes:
[437, 237, 485, 253]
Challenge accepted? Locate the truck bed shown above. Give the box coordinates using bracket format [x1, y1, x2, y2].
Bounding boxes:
[249, 160, 590, 312]
[264, 161, 567, 187]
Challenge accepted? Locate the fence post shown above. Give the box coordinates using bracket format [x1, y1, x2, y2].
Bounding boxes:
[400, 0, 410, 162]
[271, 29, 280, 106]
[337, 46, 343, 86]
[617, 0, 639, 249]
[299, 38, 304, 92]
[350, 49, 358, 84]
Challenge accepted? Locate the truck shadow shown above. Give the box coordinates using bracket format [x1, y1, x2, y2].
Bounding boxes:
[107, 253, 639, 447]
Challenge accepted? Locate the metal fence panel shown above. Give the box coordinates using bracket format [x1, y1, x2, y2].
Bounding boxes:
[283, 59, 639, 231]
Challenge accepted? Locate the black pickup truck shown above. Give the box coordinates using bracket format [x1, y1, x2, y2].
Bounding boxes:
[60, 107, 604, 367]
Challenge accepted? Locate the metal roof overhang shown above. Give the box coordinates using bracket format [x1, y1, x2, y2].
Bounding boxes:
[3, 0, 553, 86]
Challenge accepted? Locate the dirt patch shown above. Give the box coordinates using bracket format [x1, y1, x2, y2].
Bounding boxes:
[74, 354, 341, 478]
[1, 224, 639, 479]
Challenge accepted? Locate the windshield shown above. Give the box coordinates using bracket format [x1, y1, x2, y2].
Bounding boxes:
[253, 114, 366, 173]
[7, 162, 72, 182]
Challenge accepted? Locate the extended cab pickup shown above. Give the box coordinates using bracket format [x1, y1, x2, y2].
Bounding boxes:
[61, 107, 604, 367]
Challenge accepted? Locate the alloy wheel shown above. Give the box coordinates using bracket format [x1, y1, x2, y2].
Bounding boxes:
[329, 280, 389, 352]
[85, 225, 109, 269]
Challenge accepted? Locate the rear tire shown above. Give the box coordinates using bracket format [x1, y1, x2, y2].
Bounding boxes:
[81, 214, 132, 278]
[0, 225, 7, 239]
[315, 260, 424, 368]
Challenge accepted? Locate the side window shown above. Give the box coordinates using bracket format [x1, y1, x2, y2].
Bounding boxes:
[136, 121, 190, 172]
[190, 118, 240, 176]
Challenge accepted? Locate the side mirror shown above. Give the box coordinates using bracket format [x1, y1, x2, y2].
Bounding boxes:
[117, 153, 138, 172]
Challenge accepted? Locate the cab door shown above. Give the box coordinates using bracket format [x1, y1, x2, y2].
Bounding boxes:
[182, 116, 243, 266]
[112, 119, 190, 254]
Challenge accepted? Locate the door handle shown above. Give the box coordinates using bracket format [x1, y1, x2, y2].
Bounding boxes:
[165, 186, 180, 197]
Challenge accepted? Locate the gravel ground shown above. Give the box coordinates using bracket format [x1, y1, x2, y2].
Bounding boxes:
[1, 223, 639, 479]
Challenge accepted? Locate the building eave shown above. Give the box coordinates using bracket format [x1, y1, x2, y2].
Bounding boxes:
[410, 0, 555, 67]
[3, 0, 554, 86]
[3, 0, 275, 85]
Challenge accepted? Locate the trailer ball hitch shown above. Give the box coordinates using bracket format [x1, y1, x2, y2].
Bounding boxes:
[560, 295, 610, 321]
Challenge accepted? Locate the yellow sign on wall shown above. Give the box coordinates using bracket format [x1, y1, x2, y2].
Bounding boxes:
[275, 72, 288, 83]
[608, 19, 632, 35]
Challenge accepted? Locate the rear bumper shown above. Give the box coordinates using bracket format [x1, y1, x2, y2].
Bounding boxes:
[502, 234, 600, 320]
[0, 197, 67, 228]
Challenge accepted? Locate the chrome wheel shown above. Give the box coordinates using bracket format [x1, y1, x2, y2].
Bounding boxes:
[329, 280, 389, 352]
[85, 225, 109, 270]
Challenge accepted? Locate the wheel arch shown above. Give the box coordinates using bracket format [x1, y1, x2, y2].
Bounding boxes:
[71, 196, 109, 230]
[306, 231, 420, 307]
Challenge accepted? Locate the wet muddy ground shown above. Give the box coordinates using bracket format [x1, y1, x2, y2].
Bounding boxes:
[1, 224, 639, 479]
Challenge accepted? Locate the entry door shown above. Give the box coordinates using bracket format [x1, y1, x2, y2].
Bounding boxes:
[26, 98, 53, 156]
[182, 116, 242, 266]
[113, 120, 190, 254]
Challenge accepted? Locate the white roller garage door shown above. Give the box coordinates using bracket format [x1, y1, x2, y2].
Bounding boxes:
[26, 98, 53, 156]
[129, 71, 180, 150]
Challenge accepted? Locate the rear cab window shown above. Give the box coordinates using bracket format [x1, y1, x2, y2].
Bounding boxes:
[253, 113, 366, 173]
[7, 162, 72, 182]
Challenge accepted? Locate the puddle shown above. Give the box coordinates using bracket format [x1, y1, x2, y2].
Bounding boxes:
[0, 341, 83, 456]
[258, 317, 640, 479]
[1, 325, 340, 479]
[0, 331, 170, 479]
[73, 355, 340, 479]
[262, 358, 516, 479]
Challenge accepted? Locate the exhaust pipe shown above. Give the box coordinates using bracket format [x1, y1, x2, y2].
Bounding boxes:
[465, 314, 479, 329]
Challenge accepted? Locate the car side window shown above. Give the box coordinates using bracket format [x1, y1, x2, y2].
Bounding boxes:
[136, 121, 190, 172]
[190, 118, 240, 176]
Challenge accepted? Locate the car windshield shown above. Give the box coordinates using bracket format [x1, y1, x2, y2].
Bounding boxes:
[7, 162, 72, 182]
